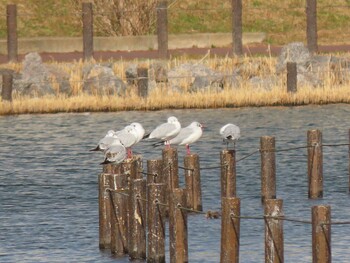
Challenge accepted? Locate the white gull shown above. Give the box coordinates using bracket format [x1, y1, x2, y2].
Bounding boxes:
[147, 116, 181, 146]
[100, 138, 127, 165]
[220, 123, 241, 149]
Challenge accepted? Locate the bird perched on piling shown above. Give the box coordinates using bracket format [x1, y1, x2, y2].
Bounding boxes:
[145, 116, 181, 147]
[90, 130, 118, 152]
[100, 138, 127, 165]
[130, 122, 146, 143]
[168, 121, 203, 155]
[113, 125, 139, 158]
[220, 123, 241, 149]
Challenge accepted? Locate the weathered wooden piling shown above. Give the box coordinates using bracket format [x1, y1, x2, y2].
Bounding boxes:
[220, 197, 240, 263]
[156, 1, 168, 59]
[129, 178, 147, 260]
[162, 147, 179, 193]
[307, 130, 323, 198]
[147, 159, 164, 184]
[1, 73, 13, 102]
[82, 2, 93, 61]
[220, 150, 236, 199]
[109, 169, 129, 255]
[98, 172, 112, 249]
[6, 4, 17, 62]
[184, 154, 202, 211]
[231, 0, 243, 56]
[306, 0, 318, 54]
[137, 67, 149, 98]
[260, 136, 276, 204]
[312, 205, 331, 263]
[169, 188, 188, 263]
[287, 62, 297, 93]
[264, 199, 284, 263]
[147, 183, 167, 263]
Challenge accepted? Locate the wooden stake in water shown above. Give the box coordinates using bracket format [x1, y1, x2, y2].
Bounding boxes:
[147, 159, 164, 184]
[147, 183, 166, 263]
[98, 173, 112, 249]
[220, 197, 240, 263]
[260, 136, 276, 204]
[169, 188, 188, 263]
[220, 150, 236, 199]
[184, 154, 202, 211]
[264, 199, 284, 263]
[307, 130, 323, 198]
[312, 205, 331, 263]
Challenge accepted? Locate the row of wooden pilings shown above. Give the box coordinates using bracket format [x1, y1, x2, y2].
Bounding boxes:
[98, 129, 339, 262]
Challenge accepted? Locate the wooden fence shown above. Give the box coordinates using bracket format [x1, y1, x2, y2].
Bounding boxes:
[4, 0, 321, 62]
[97, 128, 350, 263]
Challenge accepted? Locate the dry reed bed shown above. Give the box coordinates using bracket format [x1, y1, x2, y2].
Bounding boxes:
[1, 55, 350, 115]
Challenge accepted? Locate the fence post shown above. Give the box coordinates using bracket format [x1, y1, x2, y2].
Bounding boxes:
[169, 188, 188, 263]
[7, 4, 17, 63]
[231, 0, 243, 56]
[147, 183, 167, 263]
[162, 147, 179, 193]
[157, 1, 168, 59]
[137, 67, 148, 98]
[260, 136, 276, 204]
[82, 2, 93, 61]
[287, 62, 297, 93]
[184, 154, 202, 211]
[306, 0, 318, 54]
[312, 205, 331, 263]
[1, 73, 13, 102]
[98, 173, 112, 249]
[264, 199, 284, 263]
[307, 130, 323, 198]
[129, 178, 147, 260]
[220, 197, 240, 263]
[109, 170, 129, 255]
[220, 150, 236, 199]
[147, 159, 164, 184]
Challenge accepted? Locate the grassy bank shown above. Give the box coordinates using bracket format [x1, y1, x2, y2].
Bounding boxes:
[0, 0, 349, 45]
[1, 54, 350, 115]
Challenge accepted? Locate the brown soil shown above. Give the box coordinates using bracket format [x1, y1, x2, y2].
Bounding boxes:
[1, 44, 350, 64]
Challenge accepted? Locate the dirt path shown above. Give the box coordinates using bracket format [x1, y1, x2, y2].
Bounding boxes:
[1, 44, 350, 64]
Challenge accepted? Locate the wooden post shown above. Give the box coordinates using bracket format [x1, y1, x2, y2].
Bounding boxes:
[137, 67, 148, 98]
[147, 159, 164, 184]
[312, 205, 331, 263]
[162, 147, 179, 193]
[109, 169, 129, 255]
[307, 130, 323, 199]
[157, 1, 168, 59]
[231, 0, 243, 56]
[220, 150, 236, 199]
[7, 4, 17, 63]
[1, 73, 13, 102]
[306, 0, 318, 54]
[261, 136, 276, 204]
[184, 154, 202, 211]
[287, 62, 297, 93]
[98, 173, 112, 249]
[129, 178, 147, 260]
[147, 183, 167, 263]
[82, 2, 93, 61]
[169, 188, 188, 263]
[264, 199, 284, 263]
[220, 197, 240, 263]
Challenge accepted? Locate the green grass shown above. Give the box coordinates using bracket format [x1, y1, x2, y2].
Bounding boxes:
[0, 0, 349, 45]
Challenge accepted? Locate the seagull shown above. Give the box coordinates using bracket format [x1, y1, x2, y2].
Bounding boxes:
[90, 130, 118, 152]
[220, 123, 241, 149]
[168, 121, 203, 155]
[114, 125, 139, 158]
[100, 138, 127, 165]
[146, 116, 181, 147]
[130, 122, 146, 143]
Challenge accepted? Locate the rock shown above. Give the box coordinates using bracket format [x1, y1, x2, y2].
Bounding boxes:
[249, 76, 280, 90]
[150, 61, 168, 82]
[83, 64, 126, 96]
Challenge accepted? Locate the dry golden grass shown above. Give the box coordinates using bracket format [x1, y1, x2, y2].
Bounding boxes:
[1, 54, 350, 115]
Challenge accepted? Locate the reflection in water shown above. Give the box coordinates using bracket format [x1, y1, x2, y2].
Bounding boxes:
[1, 105, 350, 262]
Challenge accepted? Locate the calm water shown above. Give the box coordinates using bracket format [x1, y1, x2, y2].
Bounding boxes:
[1, 104, 350, 262]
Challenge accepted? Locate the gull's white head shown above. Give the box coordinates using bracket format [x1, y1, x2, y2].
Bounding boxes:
[167, 116, 179, 124]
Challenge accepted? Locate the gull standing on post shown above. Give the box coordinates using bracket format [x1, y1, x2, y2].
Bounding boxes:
[114, 125, 139, 158]
[168, 121, 203, 155]
[90, 130, 117, 152]
[146, 116, 181, 147]
[100, 138, 127, 165]
[130, 122, 146, 143]
[220, 123, 241, 149]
